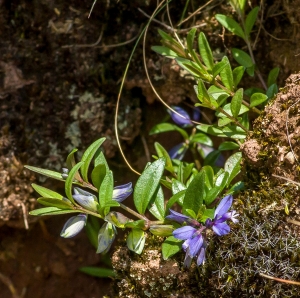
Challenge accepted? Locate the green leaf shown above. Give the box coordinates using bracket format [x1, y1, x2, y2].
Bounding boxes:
[222, 125, 247, 139]
[148, 186, 165, 220]
[91, 164, 106, 190]
[217, 103, 249, 118]
[202, 165, 214, 190]
[85, 216, 101, 249]
[162, 236, 182, 260]
[220, 56, 234, 91]
[176, 58, 211, 81]
[154, 142, 174, 173]
[208, 85, 230, 105]
[245, 7, 259, 37]
[197, 124, 226, 137]
[187, 28, 197, 57]
[166, 190, 186, 210]
[218, 142, 240, 151]
[199, 208, 215, 222]
[268, 67, 280, 87]
[172, 179, 186, 194]
[205, 187, 221, 205]
[66, 148, 78, 170]
[250, 92, 268, 107]
[224, 152, 242, 186]
[29, 207, 79, 216]
[158, 29, 176, 42]
[79, 267, 115, 278]
[65, 162, 84, 203]
[231, 88, 244, 118]
[183, 170, 205, 214]
[233, 66, 245, 89]
[214, 170, 229, 194]
[215, 14, 246, 39]
[266, 84, 278, 99]
[149, 123, 188, 139]
[94, 151, 109, 169]
[99, 170, 114, 214]
[190, 133, 213, 146]
[198, 32, 214, 70]
[24, 166, 64, 181]
[204, 150, 221, 167]
[80, 138, 106, 183]
[37, 198, 73, 209]
[246, 64, 255, 77]
[232, 48, 253, 68]
[212, 58, 229, 78]
[244, 87, 265, 97]
[127, 229, 146, 255]
[151, 46, 178, 58]
[32, 184, 63, 199]
[197, 80, 218, 108]
[218, 117, 233, 127]
[226, 181, 244, 195]
[133, 158, 166, 214]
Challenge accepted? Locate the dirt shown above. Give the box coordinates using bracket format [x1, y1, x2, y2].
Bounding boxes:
[0, 0, 299, 297]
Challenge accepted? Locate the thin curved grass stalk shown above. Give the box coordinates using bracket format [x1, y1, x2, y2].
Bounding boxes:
[114, 0, 170, 176]
[142, 4, 203, 127]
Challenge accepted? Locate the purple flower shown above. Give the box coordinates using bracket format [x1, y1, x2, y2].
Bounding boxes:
[169, 143, 188, 160]
[168, 106, 193, 127]
[113, 182, 133, 202]
[167, 195, 238, 267]
[73, 187, 99, 212]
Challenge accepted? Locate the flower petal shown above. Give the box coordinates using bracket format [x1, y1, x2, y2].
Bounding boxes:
[173, 226, 197, 240]
[197, 246, 206, 266]
[212, 222, 230, 236]
[214, 195, 233, 218]
[184, 249, 193, 268]
[166, 209, 190, 224]
[187, 234, 203, 257]
[168, 106, 192, 127]
[113, 182, 133, 202]
[60, 214, 87, 238]
[73, 194, 98, 212]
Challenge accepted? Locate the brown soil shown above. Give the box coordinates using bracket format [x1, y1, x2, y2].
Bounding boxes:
[0, 0, 299, 297]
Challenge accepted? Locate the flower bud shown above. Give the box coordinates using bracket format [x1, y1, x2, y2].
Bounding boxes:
[112, 182, 133, 202]
[105, 211, 129, 228]
[149, 225, 174, 237]
[73, 187, 98, 212]
[60, 214, 87, 238]
[97, 222, 116, 254]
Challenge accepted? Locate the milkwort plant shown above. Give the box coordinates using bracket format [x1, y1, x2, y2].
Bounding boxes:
[26, 0, 279, 268]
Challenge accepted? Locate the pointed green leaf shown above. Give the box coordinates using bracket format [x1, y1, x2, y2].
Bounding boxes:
[166, 190, 186, 210]
[99, 170, 114, 213]
[224, 152, 242, 185]
[176, 58, 211, 81]
[133, 158, 166, 214]
[151, 46, 178, 58]
[190, 133, 213, 146]
[187, 28, 197, 56]
[66, 148, 78, 170]
[29, 207, 80, 216]
[198, 32, 214, 70]
[222, 125, 247, 139]
[218, 117, 233, 127]
[91, 164, 106, 190]
[162, 236, 182, 260]
[245, 7, 259, 37]
[85, 216, 101, 249]
[154, 142, 174, 173]
[250, 92, 268, 107]
[231, 88, 244, 118]
[197, 124, 227, 137]
[233, 66, 245, 89]
[149, 123, 188, 139]
[127, 229, 146, 255]
[80, 138, 106, 182]
[202, 165, 214, 190]
[232, 48, 253, 68]
[32, 184, 63, 199]
[125, 220, 146, 229]
[220, 56, 234, 91]
[216, 103, 249, 118]
[266, 83, 278, 99]
[204, 150, 221, 166]
[218, 142, 239, 151]
[208, 85, 230, 105]
[214, 170, 229, 194]
[37, 198, 73, 209]
[79, 267, 115, 278]
[212, 58, 229, 78]
[24, 165, 64, 181]
[65, 162, 84, 203]
[158, 29, 176, 42]
[215, 14, 246, 39]
[268, 67, 280, 87]
[183, 170, 205, 214]
[148, 186, 165, 220]
[205, 187, 221, 205]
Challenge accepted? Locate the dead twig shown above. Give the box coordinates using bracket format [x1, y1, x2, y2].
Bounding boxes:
[259, 272, 300, 285]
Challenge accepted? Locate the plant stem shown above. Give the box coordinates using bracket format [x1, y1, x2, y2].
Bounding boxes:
[119, 203, 148, 221]
[149, 220, 165, 226]
[217, 107, 249, 132]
